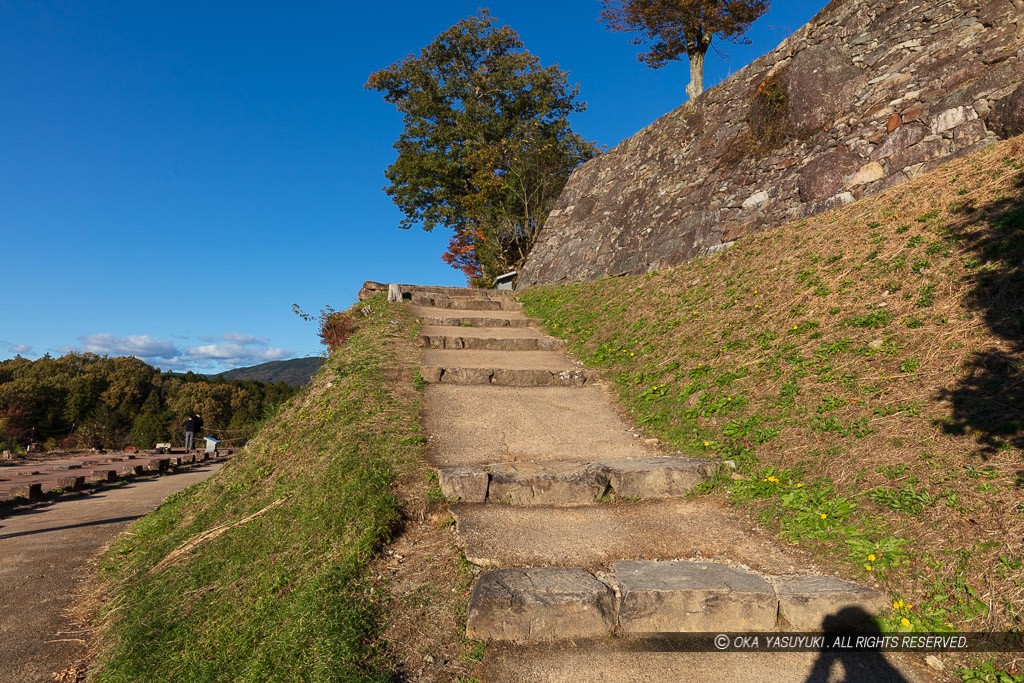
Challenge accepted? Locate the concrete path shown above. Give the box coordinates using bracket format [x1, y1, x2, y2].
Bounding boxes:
[402, 284, 938, 683]
[0, 461, 224, 683]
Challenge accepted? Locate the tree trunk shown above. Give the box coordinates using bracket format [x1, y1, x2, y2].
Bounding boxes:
[686, 50, 706, 100]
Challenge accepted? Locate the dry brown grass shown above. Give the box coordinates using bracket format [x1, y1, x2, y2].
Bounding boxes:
[521, 136, 1024, 667]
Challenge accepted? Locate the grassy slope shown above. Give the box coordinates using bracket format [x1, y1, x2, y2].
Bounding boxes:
[90, 296, 429, 682]
[520, 138, 1023, 657]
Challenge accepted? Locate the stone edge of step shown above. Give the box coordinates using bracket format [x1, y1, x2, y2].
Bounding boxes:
[417, 334, 562, 352]
[419, 366, 600, 387]
[465, 561, 889, 643]
[438, 457, 719, 505]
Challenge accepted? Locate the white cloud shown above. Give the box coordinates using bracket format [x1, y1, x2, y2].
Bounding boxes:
[63, 331, 293, 372]
[197, 332, 268, 346]
[1, 341, 33, 356]
[221, 332, 268, 346]
[78, 333, 180, 359]
[187, 343, 290, 363]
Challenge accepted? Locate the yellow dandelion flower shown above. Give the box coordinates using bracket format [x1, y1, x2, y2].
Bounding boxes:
[796, 483, 803, 488]
[820, 513, 828, 520]
[900, 618, 910, 627]
[703, 441, 710, 447]
[630, 353, 635, 357]
[868, 554, 876, 562]
[865, 564, 873, 571]
[893, 600, 903, 609]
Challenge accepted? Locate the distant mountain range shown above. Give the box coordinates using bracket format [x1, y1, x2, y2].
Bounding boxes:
[216, 357, 324, 386]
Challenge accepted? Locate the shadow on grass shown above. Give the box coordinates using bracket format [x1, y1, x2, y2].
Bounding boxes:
[937, 154, 1024, 461]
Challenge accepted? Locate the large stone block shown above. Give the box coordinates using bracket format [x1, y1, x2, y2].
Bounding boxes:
[146, 458, 171, 472]
[989, 84, 1024, 139]
[10, 483, 43, 500]
[775, 575, 887, 630]
[56, 476, 86, 490]
[89, 469, 118, 483]
[438, 467, 489, 503]
[614, 560, 778, 632]
[488, 461, 610, 505]
[490, 369, 587, 387]
[466, 568, 616, 642]
[602, 457, 717, 499]
[798, 151, 860, 202]
[785, 45, 866, 130]
[437, 367, 495, 385]
[872, 123, 928, 160]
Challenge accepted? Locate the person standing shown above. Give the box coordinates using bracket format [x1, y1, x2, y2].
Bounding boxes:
[184, 413, 203, 452]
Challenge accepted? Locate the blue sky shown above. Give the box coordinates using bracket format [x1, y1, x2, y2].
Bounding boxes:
[0, 0, 824, 372]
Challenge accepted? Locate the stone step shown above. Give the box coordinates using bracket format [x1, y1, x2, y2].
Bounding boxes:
[421, 366, 599, 387]
[479, 640, 932, 682]
[418, 332, 561, 351]
[449, 499, 798, 571]
[411, 295, 521, 311]
[423, 348, 576, 370]
[359, 280, 514, 300]
[423, 385, 651, 467]
[419, 315, 534, 328]
[438, 457, 717, 505]
[466, 560, 886, 643]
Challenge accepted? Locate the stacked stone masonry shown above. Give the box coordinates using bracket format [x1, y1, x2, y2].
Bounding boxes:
[518, 0, 1024, 286]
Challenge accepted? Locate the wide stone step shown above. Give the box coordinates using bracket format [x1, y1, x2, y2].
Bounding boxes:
[359, 280, 515, 300]
[466, 561, 886, 643]
[438, 457, 717, 505]
[450, 498, 798, 571]
[411, 294, 521, 311]
[419, 315, 534, 328]
[480, 644, 931, 683]
[420, 366, 599, 387]
[423, 348, 575, 370]
[423, 385, 652, 467]
[418, 332, 561, 351]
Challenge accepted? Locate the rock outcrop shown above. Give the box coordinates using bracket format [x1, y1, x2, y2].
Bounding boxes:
[518, 0, 1024, 286]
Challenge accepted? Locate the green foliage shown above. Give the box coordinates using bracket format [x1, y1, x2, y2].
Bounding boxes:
[366, 10, 598, 282]
[844, 310, 893, 329]
[867, 485, 938, 516]
[93, 297, 423, 681]
[0, 353, 299, 451]
[599, 0, 769, 98]
[959, 662, 1024, 683]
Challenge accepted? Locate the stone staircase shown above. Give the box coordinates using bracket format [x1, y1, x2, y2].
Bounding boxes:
[395, 284, 931, 681]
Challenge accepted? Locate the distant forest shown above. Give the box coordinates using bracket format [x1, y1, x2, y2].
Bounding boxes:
[0, 353, 302, 452]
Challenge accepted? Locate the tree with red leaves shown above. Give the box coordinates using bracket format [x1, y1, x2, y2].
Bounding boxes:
[600, 0, 770, 100]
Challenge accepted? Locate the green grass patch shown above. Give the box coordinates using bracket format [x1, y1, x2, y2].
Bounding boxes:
[91, 296, 425, 682]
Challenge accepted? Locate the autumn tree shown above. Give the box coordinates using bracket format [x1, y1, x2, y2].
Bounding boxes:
[600, 0, 769, 100]
[366, 10, 598, 284]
